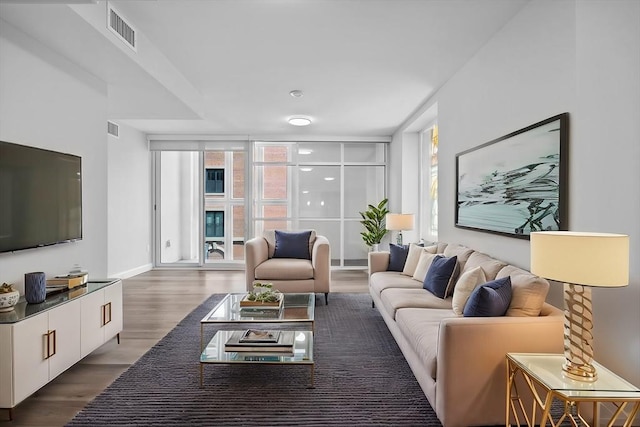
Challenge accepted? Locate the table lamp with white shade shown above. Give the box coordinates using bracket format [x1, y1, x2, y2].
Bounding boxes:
[530, 231, 629, 382]
[385, 214, 414, 245]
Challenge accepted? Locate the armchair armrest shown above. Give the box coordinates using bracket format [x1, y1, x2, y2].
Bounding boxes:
[435, 303, 564, 426]
[244, 237, 269, 291]
[368, 251, 390, 275]
[311, 235, 331, 293]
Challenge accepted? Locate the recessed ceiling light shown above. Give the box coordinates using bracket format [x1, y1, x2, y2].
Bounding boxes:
[298, 149, 313, 155]
[300, 167, 313, 172]
[302, 190, 309, 194]
[290, 90, 304, 98]
[288, 116, 312, 126]
[324, 177, 335, 181]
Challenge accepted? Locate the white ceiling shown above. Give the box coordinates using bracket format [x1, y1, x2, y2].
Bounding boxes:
[0, 0, 529, 137]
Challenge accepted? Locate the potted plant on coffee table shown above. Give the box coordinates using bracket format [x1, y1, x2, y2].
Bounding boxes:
[359, 198, 389, 251]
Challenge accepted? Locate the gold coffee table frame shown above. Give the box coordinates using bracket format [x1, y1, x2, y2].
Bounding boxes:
[199, 293, 316, 388]
[506, 353, 640, 427]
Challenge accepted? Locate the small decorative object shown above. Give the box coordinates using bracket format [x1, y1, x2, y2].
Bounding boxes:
[359, 198, 389, 249]
[24, 271, 46, 304]
[386, 213, 415, 245]
[240, 283, 283, 307]
[0, 283, 20, 312]
[531, 231, 629, 382]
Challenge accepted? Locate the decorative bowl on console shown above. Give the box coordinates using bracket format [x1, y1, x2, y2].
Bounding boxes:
[0, 283, 20, 312]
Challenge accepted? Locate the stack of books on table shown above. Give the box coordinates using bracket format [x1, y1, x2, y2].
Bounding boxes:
[46, 272, 89, 289]
[238, 294, 283, 318]
[225, 330, 294, 355]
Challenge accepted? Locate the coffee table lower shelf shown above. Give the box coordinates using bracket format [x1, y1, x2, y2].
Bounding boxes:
[200, 330, 314, 388]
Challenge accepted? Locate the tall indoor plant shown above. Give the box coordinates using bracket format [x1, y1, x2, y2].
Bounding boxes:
[359, 198, 389, 250]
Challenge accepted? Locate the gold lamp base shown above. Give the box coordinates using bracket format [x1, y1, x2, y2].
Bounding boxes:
[562, 360, 598, 382]
[562, 283, 598, 382]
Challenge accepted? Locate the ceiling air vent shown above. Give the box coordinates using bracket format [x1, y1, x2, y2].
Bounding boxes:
[107, 121, 120, 138]
[107, 3, 136, 52]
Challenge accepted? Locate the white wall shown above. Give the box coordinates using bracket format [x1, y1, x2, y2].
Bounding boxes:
[0, 20, 108, 292]
[573, 0, 640, 386]
[400, 0, 639, 386]
[0, 19, 155, 288]
[107, 123, 152, 278]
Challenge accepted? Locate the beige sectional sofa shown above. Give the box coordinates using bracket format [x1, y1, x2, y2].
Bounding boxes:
[369, 242, 564, 427]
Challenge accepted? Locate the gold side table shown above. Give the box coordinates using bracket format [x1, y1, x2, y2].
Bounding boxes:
[506, 353, 640, 427]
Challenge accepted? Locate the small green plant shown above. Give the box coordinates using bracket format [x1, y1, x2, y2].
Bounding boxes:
[359, 198, 389, 247]
[247, 283, 281, 303]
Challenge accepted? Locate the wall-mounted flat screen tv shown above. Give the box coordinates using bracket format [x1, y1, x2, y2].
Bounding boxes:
[0, 141, 82, 253]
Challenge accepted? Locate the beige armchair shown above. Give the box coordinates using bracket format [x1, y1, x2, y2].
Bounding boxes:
[244, 230, 331, 304]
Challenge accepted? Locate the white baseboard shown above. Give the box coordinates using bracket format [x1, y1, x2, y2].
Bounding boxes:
[109, 263, 153, 280]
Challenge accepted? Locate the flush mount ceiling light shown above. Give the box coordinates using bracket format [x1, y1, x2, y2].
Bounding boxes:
[324, 177, 335, 181]
[300, 167, 313, 172]
[290, 90, 304, 98]
[298, 149, 313, 155]
[288, 116, 312, 126]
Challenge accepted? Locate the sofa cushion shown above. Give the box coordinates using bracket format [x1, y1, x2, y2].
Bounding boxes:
[402, 243, 435, 276]
[264, 229, 316, 258]
[412, 250, 439, 283]
[443, 244, 474, 268]
[463, 276, 512, 317]
[452, 266, 487, 315]
[395, 308, 456, 380]
[423, 255, 459, 298]
[387, 244, 409, 272]
[496, 265, 550, 317]
[380, 287, 453, 319]
[255, 258, 314, 280]
[462, 251, 507, 281]
[370, 272, 422, 297]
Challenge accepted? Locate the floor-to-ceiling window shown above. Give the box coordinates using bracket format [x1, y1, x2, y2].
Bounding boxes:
[152, 139, 386, 268]
[420, 125, 438, 241]
[253, 141, 387, 267]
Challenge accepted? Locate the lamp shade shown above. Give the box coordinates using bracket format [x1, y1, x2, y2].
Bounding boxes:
[386, 214, 414, 231]
[530, 231, 629, 287]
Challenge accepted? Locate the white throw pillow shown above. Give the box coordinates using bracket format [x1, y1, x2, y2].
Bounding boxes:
[412, 250, 439, 283]
[452, 266, 487, 315]
[402, 244, 437, 277]
[402, 244, 423, 276]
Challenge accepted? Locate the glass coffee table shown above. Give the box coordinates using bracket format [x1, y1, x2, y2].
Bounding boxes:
[199, 293, 315, 387]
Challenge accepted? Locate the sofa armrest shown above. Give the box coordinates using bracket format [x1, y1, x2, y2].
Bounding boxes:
[368, 251, 390, 275]
[435, 303, 564, 426]
[311, 235, 331, 293]
[244, 237, 269, 291]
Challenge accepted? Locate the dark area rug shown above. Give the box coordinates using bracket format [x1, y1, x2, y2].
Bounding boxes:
[67, 293, 440, 426]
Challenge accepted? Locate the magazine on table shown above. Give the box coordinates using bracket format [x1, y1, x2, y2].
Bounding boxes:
[239, 329, 281, 343]
[225, 330, 294, 352]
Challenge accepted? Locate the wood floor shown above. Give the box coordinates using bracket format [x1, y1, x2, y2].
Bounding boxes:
[2, 269, 369, 426]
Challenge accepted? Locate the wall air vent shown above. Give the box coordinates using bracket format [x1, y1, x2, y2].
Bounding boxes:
[107, 3, 137, 52]
[107, 121, 120, 138]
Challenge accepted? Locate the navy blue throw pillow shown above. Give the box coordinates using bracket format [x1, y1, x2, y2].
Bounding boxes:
[273, 230, 312, 260]
[423, 255, 458, 298]
[463, 276, 512, 317]
[387, 244, 409, 272]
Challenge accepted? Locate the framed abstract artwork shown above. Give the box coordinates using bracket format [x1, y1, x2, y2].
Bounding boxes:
[455, 113, 569, 239]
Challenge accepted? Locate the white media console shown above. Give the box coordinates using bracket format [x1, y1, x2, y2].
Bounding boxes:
[0, 279, 123, 420]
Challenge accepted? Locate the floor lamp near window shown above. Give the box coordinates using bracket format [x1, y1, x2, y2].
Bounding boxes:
[530, 231, 629, 382]
[386, 214, 414, 245]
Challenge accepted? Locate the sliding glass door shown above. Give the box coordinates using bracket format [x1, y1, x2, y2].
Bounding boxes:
[154, 148, 247, 267]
